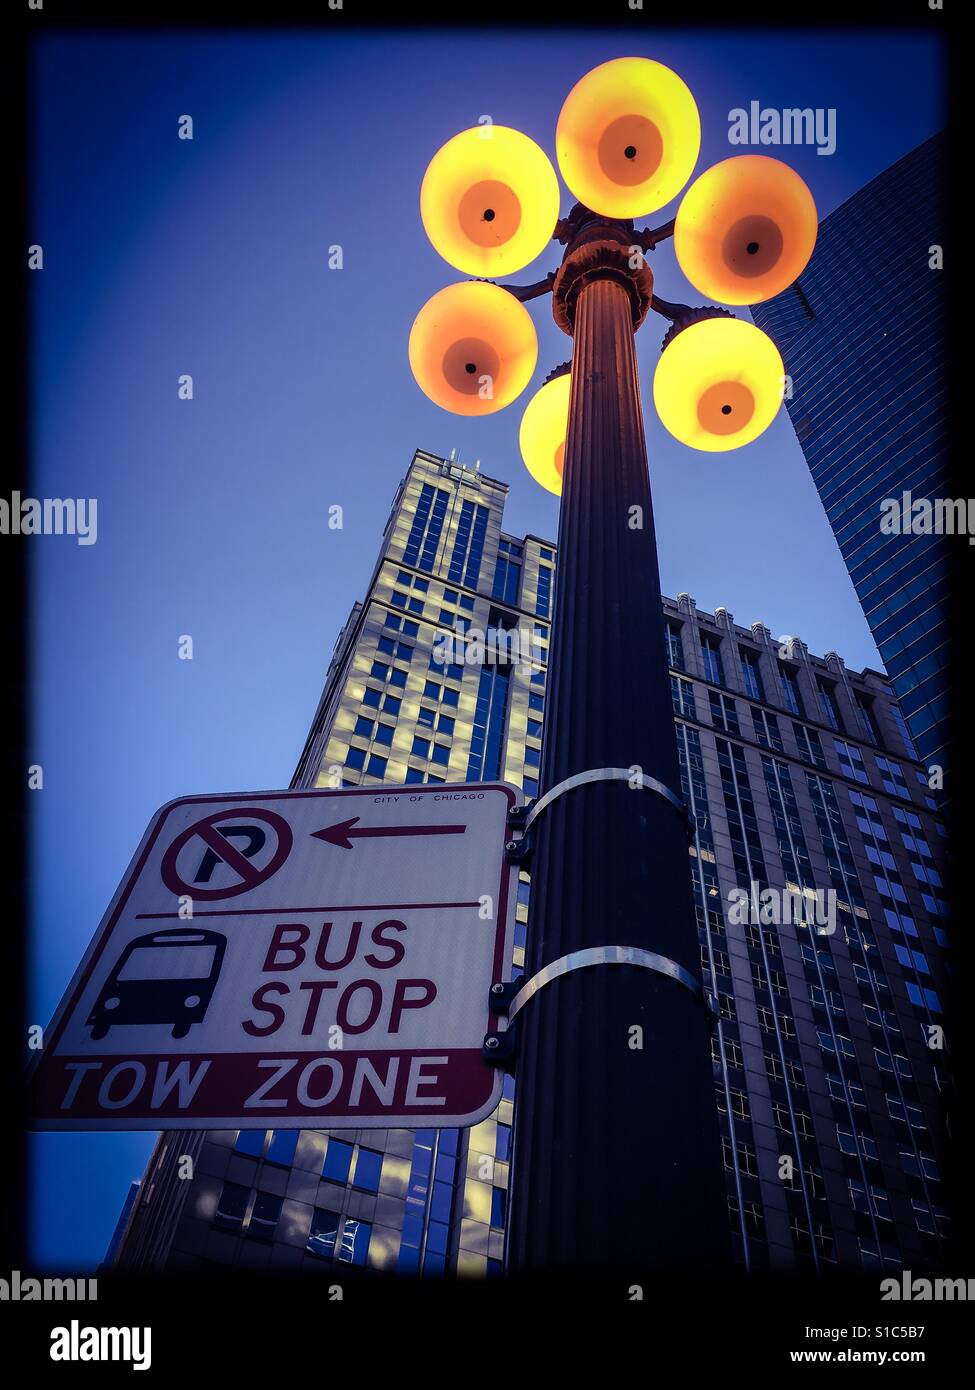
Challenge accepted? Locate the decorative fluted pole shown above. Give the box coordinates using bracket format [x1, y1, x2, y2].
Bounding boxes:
[505, 206, 731, 1270]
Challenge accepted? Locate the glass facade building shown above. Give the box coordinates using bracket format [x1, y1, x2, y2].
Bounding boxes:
[751, 133, 947, 774]
[113, 449, 950, 1278]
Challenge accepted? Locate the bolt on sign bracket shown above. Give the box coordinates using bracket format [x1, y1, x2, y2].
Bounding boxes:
[504, 765, 693, 867]
[482, 946, 714, 1070]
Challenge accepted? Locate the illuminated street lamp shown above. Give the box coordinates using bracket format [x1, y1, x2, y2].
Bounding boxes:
[411, 55, 816, 1271]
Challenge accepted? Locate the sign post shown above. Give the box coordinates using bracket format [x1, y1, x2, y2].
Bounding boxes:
[29, 784, 518, 1131]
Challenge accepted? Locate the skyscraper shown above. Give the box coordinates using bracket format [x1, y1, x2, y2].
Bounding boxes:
[114, 448, 949, 1277]
[751, 133, 947, 775]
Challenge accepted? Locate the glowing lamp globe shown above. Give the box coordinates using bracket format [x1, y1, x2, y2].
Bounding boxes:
[408, 280, 538, 417]
[674, 156, 817, 305]
[556, 57, 700, 218]
[420, 125, 560, 277]
[520, 372, 571, 495]
[653, 315, 784, 452]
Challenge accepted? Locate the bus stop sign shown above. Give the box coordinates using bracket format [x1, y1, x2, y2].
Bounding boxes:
[29, 784, 519, 1131]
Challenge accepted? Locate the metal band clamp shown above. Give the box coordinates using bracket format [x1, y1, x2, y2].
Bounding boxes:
[504, 945, 702, 1021]
[505, 766, 693, 865]
[482, 946, 715, 1070]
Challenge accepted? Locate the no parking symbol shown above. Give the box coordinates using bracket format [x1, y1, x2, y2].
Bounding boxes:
[160, 807, 293, 901]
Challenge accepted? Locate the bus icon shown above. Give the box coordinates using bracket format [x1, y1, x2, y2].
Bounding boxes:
[87, 928, 227, 1040]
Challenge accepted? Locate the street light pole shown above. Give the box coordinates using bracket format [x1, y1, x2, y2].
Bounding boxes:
[410, 56, 818, 1272]
[505, 205, 732, 1270]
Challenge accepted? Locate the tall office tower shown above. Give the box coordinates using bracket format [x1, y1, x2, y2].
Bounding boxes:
[115, 449, 949, 1277]
[751, 133, 947, 775]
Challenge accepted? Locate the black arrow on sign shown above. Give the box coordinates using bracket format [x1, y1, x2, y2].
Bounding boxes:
[311, 816, 467, 851]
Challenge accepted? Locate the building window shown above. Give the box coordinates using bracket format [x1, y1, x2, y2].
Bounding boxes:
[700, 637, 724, 685]
[403, 484, 450, 572]
[496, 1124, 512, 1162]
[307, 1208, 340, 1261]
[666, 622, 685, 670]
[857, 696, 880, 744]
[492, 538, 522, 606]
[891, 702, 919, 759]
[352, 1148, 383, 1193]
[448, 500, 490, 587]
[709, 689, 739, 735]
[817, 679, 842, 731]
[213, 1181, 249, 1233]
[670, 675, 695, 718]
[752, 707, 783, 752]
[467, 665, 511, 781]
[429, 652, 463, 681]
[266, 1130, 298, 1167]
[233, 1129, 265, 1158]
[535, 564, 553, 619]
[835, 739, 869, 784]
[729, 1195, 766, 1239]
[338, 1218, 372, 1265]
[491, 1187, 506, 1229]
[322, 1138, 353, 1185]
[793, 722, 827, 770]
[778, 663, 804, 716]
[739, 648, 764, 701]
[875, 755, 909, 798]
[248, 1191, 282, 1242]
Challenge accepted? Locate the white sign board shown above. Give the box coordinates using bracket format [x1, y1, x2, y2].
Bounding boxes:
[30, 784, 519, 1130]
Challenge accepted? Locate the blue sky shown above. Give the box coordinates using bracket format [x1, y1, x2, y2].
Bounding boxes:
[28, 26, 944, 1269]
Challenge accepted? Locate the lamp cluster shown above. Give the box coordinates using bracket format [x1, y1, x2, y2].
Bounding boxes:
[409, 57, 818, 489]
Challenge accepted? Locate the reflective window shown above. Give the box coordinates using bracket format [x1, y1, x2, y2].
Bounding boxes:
[817, 679, 842, 730]
[233, 1129, 265, 1158]
[491, 1187, 507, 1229]
[536, 565, 553, 619]
[307, 1208, 340, 1261]
[700, 637, 724, 686]
[666, 623, 685, 670]
[338, 1218, 372, 1265]
[778, 662, 803, 716]
[352, 1148, 383, 1193]
[740, 648, 764, 701]
[266, 1130, 298, 1167]
[213, 1180, 249, 1232]
[248, 1191, 282, 1242]
[322, 1139, 353, 1184]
